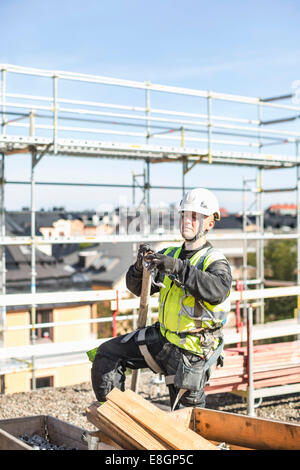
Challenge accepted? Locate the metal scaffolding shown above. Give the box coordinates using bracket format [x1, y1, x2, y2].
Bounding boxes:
[1, 64, 300, 411]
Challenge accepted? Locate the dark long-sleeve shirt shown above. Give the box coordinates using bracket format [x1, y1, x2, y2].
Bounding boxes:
[126, 242, 232, 305]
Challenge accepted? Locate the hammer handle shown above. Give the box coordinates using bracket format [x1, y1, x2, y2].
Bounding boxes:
[131, 267, 151, 391]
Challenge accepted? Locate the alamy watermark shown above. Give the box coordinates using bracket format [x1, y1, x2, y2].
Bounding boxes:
[96, 197, 181, 236]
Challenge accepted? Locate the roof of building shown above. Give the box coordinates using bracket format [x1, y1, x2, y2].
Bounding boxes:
[5, 209, 290, 295]
[63, 242, 158, 288]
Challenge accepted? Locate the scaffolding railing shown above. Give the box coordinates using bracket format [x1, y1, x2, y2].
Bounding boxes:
[1, 284, 299, 343]
[1, 64, 300, 408]
[1, 63, 300, 166]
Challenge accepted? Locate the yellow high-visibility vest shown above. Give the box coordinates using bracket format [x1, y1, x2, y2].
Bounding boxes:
[158, 245, 231, 355]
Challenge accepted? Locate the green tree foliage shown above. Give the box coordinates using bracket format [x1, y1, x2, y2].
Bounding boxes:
[264, 240, 296, 282]
[248, 240, 297, 321]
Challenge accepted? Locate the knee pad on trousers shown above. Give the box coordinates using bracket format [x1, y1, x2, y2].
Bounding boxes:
[179, 388, 206, 408]
[91, 355, 126, 402]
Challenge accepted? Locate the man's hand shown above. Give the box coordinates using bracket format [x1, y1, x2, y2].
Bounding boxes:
[144, 252, 183, 276]
[134, 244, 154, 272]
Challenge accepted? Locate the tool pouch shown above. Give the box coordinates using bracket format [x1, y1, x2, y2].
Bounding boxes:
[155, 341, 180, 376]
[173, 354, 206, 392]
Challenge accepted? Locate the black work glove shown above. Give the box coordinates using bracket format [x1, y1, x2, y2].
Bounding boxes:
[144, 252, 183, 276]
[134, 243, 154, 272]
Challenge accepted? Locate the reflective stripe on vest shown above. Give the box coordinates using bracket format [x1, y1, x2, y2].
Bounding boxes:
[158, 245, 231, 355]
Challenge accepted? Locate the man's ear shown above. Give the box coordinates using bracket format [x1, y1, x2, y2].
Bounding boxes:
[208, 219, 215, 230]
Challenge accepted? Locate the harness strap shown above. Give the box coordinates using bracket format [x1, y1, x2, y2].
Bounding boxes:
[136, 328, 164, 374]
[165, 375, 175, 385]
[120, 330, 137, 343]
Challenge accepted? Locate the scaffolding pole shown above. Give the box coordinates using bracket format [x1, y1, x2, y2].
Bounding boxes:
[242, 178, 248, 327]
[247, 304, 255, 416]
[53, 74, 58, 155]
[257, 101, 264, 323]
[256, 168, 264, 323]
[0, 154, 5, 349]
[0, 68, 6, 351]
[296, 141, 300, 336]
[30, 150, 37, 390]
[207, 93, 212, 164]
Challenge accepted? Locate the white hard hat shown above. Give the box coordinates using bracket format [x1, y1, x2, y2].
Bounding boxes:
[179, 188, 221, 220]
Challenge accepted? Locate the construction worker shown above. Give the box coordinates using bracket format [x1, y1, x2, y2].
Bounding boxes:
[90, 188, 232, 409]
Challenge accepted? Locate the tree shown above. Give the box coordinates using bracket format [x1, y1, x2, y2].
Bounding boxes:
[248, 240, 297, 321]
[264, 240, 296, 282]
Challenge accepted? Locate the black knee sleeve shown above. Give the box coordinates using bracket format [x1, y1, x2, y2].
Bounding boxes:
[91, 355, 126, 402]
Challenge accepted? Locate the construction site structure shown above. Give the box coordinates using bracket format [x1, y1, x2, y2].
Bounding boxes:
[1, 64, 300, 415]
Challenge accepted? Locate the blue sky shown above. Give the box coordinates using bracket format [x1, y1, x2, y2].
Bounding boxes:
[1, 0, 300, 212]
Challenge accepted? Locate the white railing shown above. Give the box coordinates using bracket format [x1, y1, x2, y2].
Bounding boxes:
[1, 63, 300, 159]
[1, 285, 300, 368]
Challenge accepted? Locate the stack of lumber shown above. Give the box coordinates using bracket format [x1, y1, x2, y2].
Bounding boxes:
[86, 388, 218, 450]
[205, 340, 300, 394]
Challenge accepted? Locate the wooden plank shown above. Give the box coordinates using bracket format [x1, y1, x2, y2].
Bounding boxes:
[98, 400, 172, 450]
[0, 415, 45, 439]
[212, 361, 300, 379]
[206, 376, 247, 393]
[211, 367, 300, 384]
[0, 428, 33, 450]
[253, 372, 300, 388]
[106, 388, 218, 450]
[168, 407, 194, 430]
[206, 371, 300, 394]
[46, 416, 88, 450]
[206, 386, 242, 395]
[223, 341, 300, 359]
[86, 401, 104, 429]
[207, 341, 300, 395]
[194, 407, 300, 450]
[96, 403, 140, 450]
[253, 366, 300, 380]
[88, 430, 124, 450]
[86, 402, 140, 450]
[125, 389, 194, 431]
[168, 409, 253, 450]
[87, 400, 171, 450]
[208, 365, 300, 383]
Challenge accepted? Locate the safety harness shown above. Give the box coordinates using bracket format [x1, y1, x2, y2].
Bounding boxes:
[128, 244, 230, 410]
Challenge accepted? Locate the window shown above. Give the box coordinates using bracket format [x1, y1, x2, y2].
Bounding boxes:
[0, 375, 5, 394]
[36, 309, 53, 342]
[31, 376, 54, 389]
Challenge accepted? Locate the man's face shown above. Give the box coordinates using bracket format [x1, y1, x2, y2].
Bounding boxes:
[181, 211, 214, 240]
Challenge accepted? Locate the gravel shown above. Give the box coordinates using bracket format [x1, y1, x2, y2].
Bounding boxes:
[0, 371, 299, 435]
